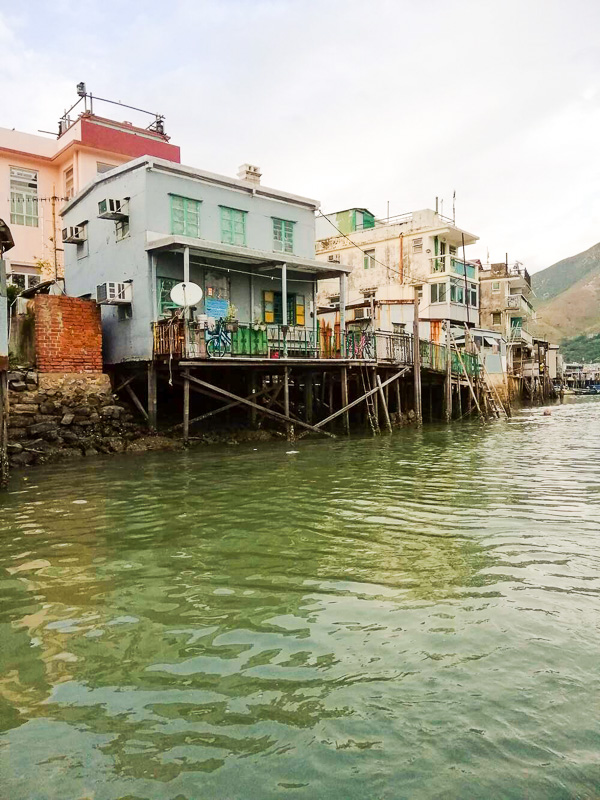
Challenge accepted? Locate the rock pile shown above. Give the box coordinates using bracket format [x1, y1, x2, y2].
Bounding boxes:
[6, 370, 170, 469]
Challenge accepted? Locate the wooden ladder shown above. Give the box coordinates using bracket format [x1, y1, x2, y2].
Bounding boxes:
[479, 360, 509, 419]
[360, 366, 380, 435]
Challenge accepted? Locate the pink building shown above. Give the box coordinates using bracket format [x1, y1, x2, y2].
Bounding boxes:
[0, 90, 180, 288]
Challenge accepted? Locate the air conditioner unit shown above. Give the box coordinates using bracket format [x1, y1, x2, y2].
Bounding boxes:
[62, 225, 86, 244]
[328, 254, 341, 262]
[97, 198, 128, 221]
[96, 282, 132, 305]
[354, 307, 371, 320]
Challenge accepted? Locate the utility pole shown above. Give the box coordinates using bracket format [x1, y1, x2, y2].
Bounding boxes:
[445, 319, 452, 422]
[412, 287, 422, 424]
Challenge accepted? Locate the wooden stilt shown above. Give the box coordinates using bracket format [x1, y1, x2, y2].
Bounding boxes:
[413, 295, 422, 425]
[183, 373, 190, 443]
[284, 366, 292, 440]
[395, 379, 402, 420]
[457, 382, 463, 417]
[371, 368, 379, 430]
[341, 366, 350, 435]
[182, 371, 335, 438]
[298, 367, 409, 438]
[376, 374, 393, 433]
[328, 373, 334, 414]
[444, 320, 452, 422]
[250, 372, 258, 427]
[168, 383, 272, 431]
[0, 371, 8, 491]
[147, 362, 157, 430]
[125, 383, 149, 422]
[304, 372, 314, 424]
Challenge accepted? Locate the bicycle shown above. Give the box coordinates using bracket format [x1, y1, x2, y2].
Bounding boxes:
[347, 330, 374, 360]
[206, 318, 232, 358]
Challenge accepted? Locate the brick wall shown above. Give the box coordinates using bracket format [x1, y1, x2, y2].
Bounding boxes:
[35, 295, 103, 373]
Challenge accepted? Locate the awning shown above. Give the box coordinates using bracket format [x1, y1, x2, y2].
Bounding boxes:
[145, 234, 352, 279]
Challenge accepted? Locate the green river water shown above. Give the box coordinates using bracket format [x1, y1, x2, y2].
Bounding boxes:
[1, 398, 599, 799]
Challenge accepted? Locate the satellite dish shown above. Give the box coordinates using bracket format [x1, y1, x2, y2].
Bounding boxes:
[170, 281, 203, 307]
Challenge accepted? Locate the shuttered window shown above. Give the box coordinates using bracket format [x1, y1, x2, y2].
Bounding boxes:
[295, 295, 305, 326]
[263, 290, 275, 323]
[221, 206, 247, 246]
[170, 195, 201, 237]
[263, 291, 303, 324]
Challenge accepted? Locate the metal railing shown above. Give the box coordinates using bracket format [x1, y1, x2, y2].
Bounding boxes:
[152, 319, 480, 377]
[430, 254, 477, 279]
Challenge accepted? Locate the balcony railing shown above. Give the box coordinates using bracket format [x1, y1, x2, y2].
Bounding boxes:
[152, 319, 480, 377]
[429, 254, 477, 279]
[508, 326, 534, 346]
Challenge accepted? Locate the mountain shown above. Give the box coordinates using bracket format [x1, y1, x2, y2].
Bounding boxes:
[532, 242, 600, 343]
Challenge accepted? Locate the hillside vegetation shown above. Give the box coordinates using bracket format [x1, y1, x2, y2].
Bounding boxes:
[559, 333, 600, 364]
[532, 241, 600, 343]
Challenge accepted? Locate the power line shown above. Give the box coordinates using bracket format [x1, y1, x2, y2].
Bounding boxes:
[317, 211, 410, 280]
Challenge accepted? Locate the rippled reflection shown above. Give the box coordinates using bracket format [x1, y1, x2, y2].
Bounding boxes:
[1, 398, 600, 799]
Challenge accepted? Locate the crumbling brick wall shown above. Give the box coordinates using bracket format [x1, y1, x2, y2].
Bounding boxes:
[34, 295, 102, 373]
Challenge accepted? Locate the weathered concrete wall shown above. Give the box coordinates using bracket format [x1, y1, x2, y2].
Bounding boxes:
[34, 295, 103, 372]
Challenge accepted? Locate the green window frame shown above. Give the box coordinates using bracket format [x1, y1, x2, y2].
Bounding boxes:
[170, 195, 201, 238]
[262, 290, 302, 325]
[157, 277, 179, 317]
[363, 249, 375, 269]
[220, 206, 247, 246]
[273, 218, 294, 253]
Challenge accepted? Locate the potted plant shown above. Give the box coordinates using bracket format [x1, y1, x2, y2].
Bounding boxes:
[224, 303, 239, 332]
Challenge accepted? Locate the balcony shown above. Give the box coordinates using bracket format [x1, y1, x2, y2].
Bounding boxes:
[152, 319, 378, 361]
[508, 326, 534, 346]
[429, 254, 477, 280]
[151, 319, 480, 377]
[506, 293, 535, 316]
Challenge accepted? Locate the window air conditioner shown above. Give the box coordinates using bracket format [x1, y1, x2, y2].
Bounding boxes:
[96, 282, 132, 305]
[328, 254, 341, 262]
[354, 307, 371, 320]
[62, 225, 86, 244]
[97, 198, 129, 220]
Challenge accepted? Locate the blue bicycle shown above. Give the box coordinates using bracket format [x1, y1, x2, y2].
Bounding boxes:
[206, 318, 232, 358]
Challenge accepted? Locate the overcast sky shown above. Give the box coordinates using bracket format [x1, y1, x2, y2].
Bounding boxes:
[1, 0, 598, 272]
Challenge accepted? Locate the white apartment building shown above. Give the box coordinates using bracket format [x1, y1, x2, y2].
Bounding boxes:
[316, 208, 479, 341]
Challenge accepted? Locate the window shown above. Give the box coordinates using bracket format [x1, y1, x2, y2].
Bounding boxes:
[64, 166, 74, 199]
[363, 249, 375, 269]
[392, 322, 406, 334]
[412, 238, 423, 253]
[273, 218, 294, 253]
[416, 285, 423, 301]
[10, 167, 38, 227]
[468, 283, 477, 307]
[492, 281, 500, 292]
[97, 162, 117, 174]
[450, 279, 464, 304]
[431, 282, 447, 303]
[171, 195, 201, 238]
[492, 312, 502, 325]
[157, 277, 179, 317]
[116, 219, 130, 241]
[449, 245, 457, 256]
[220, 206, 246, 246]
[262, 291, 303, 325]
[8, 272, 40, 290]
